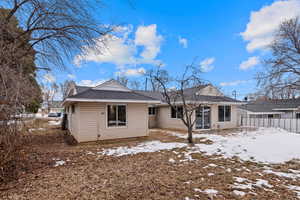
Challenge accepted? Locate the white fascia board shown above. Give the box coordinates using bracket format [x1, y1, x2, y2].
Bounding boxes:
[272, 108, 298, 111]
[64, 98, 161, 104]
[240, 110, 284, 115]
[157, 101, 243, 106]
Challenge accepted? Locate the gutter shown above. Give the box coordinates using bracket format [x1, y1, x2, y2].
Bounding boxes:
[63, 98, 161, 105]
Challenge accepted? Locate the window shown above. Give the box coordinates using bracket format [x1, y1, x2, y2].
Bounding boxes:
[148, 107, 156, 115]
[107, 105, 126, 127]
[296, 113, 300, 119]
[71, 105, 75, 114]
[218, 105, 231, 122]
[171, 106, 183, 119]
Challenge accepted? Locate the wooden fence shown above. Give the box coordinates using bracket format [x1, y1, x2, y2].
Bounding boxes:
[239, 116, 300, 133]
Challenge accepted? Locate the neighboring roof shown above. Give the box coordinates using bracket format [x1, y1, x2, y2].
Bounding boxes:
[239, 98, 300, 113]
[134, 89, 240, 104]
[67, 89, 159, 102]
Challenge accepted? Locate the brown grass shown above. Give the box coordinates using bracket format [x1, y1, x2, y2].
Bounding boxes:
[0, 127, 299, 200]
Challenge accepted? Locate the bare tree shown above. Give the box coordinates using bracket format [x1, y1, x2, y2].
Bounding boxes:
[1, 0, 112, 70]
[256, 17, 300, 99]
[129, 80, 141, 90]
[60, 80, 75, 100]
[117, 75, 129, 87]
[148, 63, 207, 144]
[147, 67, 169, 91]
[0, 0, 112, 181]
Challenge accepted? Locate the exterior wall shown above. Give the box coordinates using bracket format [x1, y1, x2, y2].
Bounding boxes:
[69, 102, 149, 142]
[199, 85, 223, 96]
[156, 104, 239, 131]
[156, 106, 191, 130]
[148, 115, 157, 128]
[210, 104, 238, 129]
[67, 104, 80, 141]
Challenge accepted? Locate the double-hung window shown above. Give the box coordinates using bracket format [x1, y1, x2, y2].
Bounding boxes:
[171, 106, 183, 119]
[107, 105, 127, 127]
[218, 105, 231, 122]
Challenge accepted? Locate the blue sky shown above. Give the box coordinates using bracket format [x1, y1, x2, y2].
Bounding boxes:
[40, 0, 300, 99]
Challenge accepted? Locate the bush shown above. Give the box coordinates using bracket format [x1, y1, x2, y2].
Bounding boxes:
[0, 123, 24, 182]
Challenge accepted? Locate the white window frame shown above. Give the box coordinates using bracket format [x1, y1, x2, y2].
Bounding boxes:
[106, 104, 127, 128]
[218, 105, 231, 122]
[171, 106, 183, 119]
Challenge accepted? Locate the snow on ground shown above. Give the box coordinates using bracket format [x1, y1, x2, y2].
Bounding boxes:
[29, 128, 46, 132]
[101, 141, 187, 157]
[52, 158, 66, 167]
[287, 185, 300, 199]
[233, 190, 246, 196]
[194, 188, 218, 197]
[263, 169, 300, 180]
[171, 127, 300, 164]
[232, 177, 273, 191]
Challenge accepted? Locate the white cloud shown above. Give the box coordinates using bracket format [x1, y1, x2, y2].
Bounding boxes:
[77, 79, 106, 87]
[135, 24, 163, 60]
[74, 24, 163, 68]
[116, 67, 146, 77]
[241, 0, 300, 52]
[239, 56, 260, 70]
[220, 80, 250, 87]
[74, 34, 136, 67]
[43, 73, 55, 83]
[200, 57, 215, 72]
[178, 36, 188, 48]
[67, 74, 76, 79]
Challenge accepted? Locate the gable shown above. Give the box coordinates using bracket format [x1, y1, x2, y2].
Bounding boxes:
[93, 80, 131, 92]
[198, 85, 224, 96]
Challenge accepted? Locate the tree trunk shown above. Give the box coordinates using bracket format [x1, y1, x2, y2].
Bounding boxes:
[187, 127, 193, 144]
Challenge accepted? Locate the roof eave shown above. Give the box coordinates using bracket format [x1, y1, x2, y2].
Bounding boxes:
[63, 98, 161, 105]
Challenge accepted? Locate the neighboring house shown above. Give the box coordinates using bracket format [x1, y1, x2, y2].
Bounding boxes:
[63, 79, 242, 142]
[239, 99, 300, 119]
[37, 100, 63, 116]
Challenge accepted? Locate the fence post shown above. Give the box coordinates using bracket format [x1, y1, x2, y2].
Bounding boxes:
[297, 118, 298, 133]
[290, 118, 292, 132]
[284, 118, 286, 130]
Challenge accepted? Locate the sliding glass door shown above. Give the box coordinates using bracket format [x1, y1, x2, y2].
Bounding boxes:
[195, 106, 211, 129]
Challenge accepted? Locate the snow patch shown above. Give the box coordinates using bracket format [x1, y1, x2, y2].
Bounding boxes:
[287, 185, 300, 198]
[233, 190, 246, 196]
[101, 141, 186, 157]
[170, 127, 300, 164]
[263, 169, 300, 180]
[54, 160, 66, 167]
[29, 128, 46, 132]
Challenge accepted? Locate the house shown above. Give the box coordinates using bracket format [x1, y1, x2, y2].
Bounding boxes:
[239, 98, 300, 119]
[37, 101, 63, 116]
[63, 79, 242, 142]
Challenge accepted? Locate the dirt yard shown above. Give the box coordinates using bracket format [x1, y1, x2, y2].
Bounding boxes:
[0, 121, 300, 200]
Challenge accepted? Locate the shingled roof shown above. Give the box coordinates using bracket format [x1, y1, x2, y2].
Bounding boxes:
[135, 89, 240, 103]
[67, 80, 240, 104]
[239, 99, 300, 113]
[68, 89, 159, 101]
